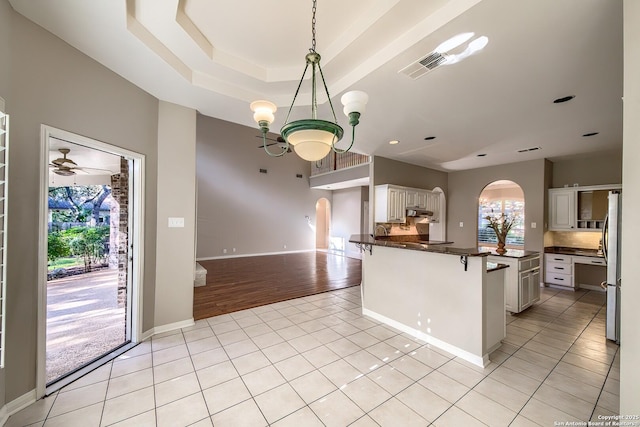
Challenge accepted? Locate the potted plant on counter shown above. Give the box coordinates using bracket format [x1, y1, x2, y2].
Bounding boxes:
[485, 212, 518, 254]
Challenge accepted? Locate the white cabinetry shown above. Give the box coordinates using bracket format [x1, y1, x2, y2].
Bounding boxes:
[488, 253, 540, 313]
[375, 184, 441, 223]
[544, 253, 573, 287]
[406, 190, 427, 210]
[425, 191, 440, 223]
[548, 185, 621, 231]
[375, 185, 406, 223]
[549, 189, 576, 230]
[544, 253, 606, 289]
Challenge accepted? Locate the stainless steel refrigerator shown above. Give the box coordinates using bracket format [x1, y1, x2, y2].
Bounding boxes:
[602, 190, 622, 343]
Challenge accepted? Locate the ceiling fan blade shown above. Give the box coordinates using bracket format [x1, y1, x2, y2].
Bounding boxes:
[255, 135, 285, 142]
[258, 142, 280, 148]
[53, 167, 76, 176]
[74, 166, 112, 174]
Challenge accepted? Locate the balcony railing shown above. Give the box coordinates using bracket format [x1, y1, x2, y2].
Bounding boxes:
[311, 151, 370, 176]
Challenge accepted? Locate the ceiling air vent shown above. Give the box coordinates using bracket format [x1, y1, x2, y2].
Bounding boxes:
[399, 51, 448, 80]
[517, 147, 541, 153]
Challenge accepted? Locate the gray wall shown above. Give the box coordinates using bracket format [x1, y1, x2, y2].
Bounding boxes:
[154, 102, 196, 328]
[2, 6, 159, 401]
[196, 115, 331, 258]
[331, 187, 365, 259]
[372, 156, 448, 191]
[446, 159, 548, 252]
[551, 150, 622, 188]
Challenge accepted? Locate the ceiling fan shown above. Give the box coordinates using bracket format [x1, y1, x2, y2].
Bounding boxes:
[256, 135, 291, 153]
[49, 148, 110, 176]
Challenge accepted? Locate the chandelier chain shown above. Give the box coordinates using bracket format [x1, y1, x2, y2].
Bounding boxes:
[310, 0, 317, 52]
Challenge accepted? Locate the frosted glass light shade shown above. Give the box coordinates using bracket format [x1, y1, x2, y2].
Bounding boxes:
[341, 90, 369, 116]
[287, 128, 336, 161]
[293, 141, 333, 161]
[250, 100, 277, 124]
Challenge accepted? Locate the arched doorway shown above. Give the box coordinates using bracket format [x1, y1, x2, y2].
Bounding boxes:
[478, 180, 525, 248]
[316, 198, 331, 250]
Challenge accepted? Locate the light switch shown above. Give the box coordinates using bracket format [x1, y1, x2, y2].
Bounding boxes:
[459, 222, 464, 227]
[168, 217, 185, 228]
[531, 222, 537, 229]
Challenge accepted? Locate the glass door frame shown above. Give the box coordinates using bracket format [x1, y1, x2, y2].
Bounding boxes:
[36, 125, 146, 397]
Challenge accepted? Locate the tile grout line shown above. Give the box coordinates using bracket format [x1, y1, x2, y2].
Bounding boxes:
[508, 289, 612, 426]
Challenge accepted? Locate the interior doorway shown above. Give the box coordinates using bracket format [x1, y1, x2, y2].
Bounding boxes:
[315, 198, 331, 250]
[38, 126, 145, 396]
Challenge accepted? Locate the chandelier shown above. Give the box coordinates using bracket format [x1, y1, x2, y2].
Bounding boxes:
[250, 0, 368, 162]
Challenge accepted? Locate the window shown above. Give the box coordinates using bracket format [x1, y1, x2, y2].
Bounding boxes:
[478, 180, 525, 247]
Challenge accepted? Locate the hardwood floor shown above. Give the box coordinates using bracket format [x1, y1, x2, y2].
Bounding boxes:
[194, 251, 362, 320]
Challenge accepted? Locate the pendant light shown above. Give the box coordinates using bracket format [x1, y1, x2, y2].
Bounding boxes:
[250, 0, 368, 162]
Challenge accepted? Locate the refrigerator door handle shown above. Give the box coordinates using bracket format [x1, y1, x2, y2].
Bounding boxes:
[602, 214, 609, 263]
[600, 281, 607, 290]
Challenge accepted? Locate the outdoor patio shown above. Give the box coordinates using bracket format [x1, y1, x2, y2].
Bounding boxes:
[47, 268, 125, 384]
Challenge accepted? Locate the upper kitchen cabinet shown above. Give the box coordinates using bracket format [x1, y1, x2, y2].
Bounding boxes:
[549, 188, 576, 230]
[375, 184, 441, 223]
[548, 185, 621, 231]
[375, 184, 407, 223]
[406, 189, 427, 210]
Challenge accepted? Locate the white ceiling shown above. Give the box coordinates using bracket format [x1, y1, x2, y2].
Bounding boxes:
[10, 0, 623, 171]
[48, 138, 121, 186]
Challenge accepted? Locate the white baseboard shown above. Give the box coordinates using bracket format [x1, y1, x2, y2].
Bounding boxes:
[0, 388, 37, 425]
[152, 318, 195, 335]
[197, 249, 314, 261]
[362, 308, 488, 368]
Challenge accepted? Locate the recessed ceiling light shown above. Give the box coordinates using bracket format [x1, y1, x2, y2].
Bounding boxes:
[553, 95, 575, 104]
[389, 140, 399, 145]
[582, 132, 599, 137]
[424, 136, 436, 141]
[477, 153, 487, 157]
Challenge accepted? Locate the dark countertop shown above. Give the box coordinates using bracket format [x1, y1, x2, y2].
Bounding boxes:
[479, 246, 540, 259]
[349, 234, 489, 257]
[544, 246, 604, 258]
[487, 262, 509, 272]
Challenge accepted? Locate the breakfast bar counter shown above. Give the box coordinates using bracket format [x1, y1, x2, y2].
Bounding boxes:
[349, 235, 506, 367]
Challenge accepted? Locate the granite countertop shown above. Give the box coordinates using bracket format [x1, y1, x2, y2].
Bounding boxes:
[479, 246, 540, 259]
[544, 246, 604, 258]
[349, 234, 489, 257]
[487, 262, 509, 272]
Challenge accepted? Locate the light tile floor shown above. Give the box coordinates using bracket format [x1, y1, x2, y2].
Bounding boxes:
[7, 286, 620, 426]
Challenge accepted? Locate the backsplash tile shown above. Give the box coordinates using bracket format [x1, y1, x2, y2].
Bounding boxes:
[545, 231, 601, 249]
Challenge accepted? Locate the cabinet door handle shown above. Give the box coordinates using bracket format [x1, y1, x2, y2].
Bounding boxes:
[554, 277, 564, 281]
[554, 266, 565, 270]
[591, 261, 605, 265]
[553, 258, 564, 261]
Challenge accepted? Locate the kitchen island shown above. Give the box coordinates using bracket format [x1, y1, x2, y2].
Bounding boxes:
[482, 247, 541, 313]
[349, 235, 506, 367]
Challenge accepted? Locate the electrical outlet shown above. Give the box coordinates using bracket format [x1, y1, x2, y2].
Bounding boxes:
[531, 222, 537, 229]
[223, 248, 227, 254]
[232, 248, 236, 253]
[459, 222, 464, 227]
[283, 244, 287, 249]
[168, 217, 185, 228]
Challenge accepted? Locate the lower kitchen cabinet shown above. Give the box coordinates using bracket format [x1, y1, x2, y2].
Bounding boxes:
[544, 253, 573, 288]
[544, 252, 606, 289]
[488, 253, 541, 313]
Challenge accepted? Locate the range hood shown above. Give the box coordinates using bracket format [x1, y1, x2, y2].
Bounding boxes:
[406, 208, 434, 218]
